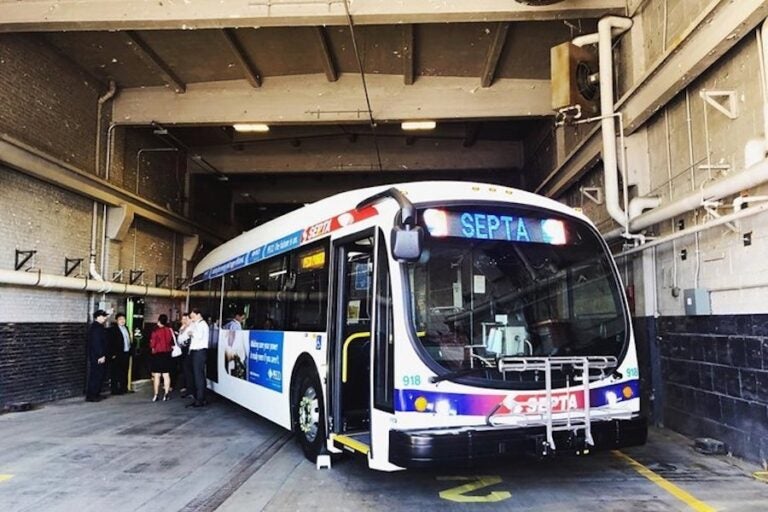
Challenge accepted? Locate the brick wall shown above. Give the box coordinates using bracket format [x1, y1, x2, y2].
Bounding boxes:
[0, 166, 94, 277]
[637, 315, 768, 464]
[0, 34, 101, 173]
[0, 322, 88, 405]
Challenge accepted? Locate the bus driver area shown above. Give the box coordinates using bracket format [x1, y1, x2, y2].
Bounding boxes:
[0, 394, 765, 511]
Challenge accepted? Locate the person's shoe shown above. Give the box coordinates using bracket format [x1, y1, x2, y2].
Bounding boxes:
[163, 394, 170, 401]
[191, 401, 205, 408]
[152, 395, 159, 402]
[85, 396, 101, 402]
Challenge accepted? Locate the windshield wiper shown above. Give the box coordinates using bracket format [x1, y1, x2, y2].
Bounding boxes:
[430, 365, 496, 383]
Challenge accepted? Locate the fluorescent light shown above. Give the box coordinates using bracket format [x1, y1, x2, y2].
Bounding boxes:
[401, 121, 436, 131]
[233, 123, 270, 133]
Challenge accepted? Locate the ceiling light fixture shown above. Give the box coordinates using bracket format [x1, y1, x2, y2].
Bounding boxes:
[233, 123, 270, 133]
[401, 121, 437, 131]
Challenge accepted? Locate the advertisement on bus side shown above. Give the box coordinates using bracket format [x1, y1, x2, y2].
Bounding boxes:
[248, 331, 283, 392]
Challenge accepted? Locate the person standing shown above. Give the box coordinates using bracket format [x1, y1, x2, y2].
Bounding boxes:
[108, 312, 132, 395]
[224, 311, 245, 331]
[177, 312, 194, 398]
[149, 314, 174, 402]
[187, 308, 210, 407]
[86, 309, 110, 402]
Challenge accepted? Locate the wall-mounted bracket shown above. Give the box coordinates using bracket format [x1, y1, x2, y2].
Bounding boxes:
[112, 270, 124, 283]
[15, 250, 37, 271]
[175, 277, 190, 289]
[579, 186, 603, 205]
[702, 200, 739, 233]
[697, 163, 731, 173]
[129, 269, 145, 285]
[699, 90, 739, 120]
[64, 257, 83, 277]
[155, 274, 169, 288]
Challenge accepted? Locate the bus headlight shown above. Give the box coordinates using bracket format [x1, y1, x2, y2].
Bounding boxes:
[605, 391, 618, 406]
[434, 399, 455, 416]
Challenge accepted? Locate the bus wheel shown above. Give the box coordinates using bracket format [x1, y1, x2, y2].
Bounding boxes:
[294, 367, 326, 462]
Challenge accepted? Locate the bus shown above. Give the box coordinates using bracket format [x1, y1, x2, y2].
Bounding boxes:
[188, 181, 646, 471]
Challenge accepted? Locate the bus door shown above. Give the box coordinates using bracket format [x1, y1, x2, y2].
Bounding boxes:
[330, 231, 375, 455]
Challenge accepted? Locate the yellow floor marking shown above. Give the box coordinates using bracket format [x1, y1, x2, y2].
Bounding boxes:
[753, 471, 768, 483]
[613, 451, 716, 512]
[331, 434, 370, 455]
[0, 474, 13, 483]
[437, 476, 511, 503]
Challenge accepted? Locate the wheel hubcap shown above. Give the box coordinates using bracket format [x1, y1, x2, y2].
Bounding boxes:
[298, 385, 319, 442]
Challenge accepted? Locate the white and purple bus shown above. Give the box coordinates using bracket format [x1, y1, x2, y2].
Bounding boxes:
[189, 181, 646, 471]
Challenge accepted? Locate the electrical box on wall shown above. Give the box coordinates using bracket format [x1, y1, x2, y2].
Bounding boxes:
[550, 42, 599, 115]
[683, 288, 711, 316]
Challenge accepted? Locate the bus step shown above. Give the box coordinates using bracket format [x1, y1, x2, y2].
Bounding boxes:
[332, 432, 370, 455]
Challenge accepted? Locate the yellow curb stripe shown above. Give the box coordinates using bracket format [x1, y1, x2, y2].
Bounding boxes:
[0, 474, 13, 483]
[613, 451, 716, 512]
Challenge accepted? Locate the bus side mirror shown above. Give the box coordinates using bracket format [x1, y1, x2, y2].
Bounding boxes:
[391, 225, 423, 262]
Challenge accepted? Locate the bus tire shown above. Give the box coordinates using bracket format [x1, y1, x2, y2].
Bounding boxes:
[293, 367, 326, 462]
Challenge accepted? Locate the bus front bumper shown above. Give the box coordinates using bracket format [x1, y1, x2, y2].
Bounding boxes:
[389, 417, 647, 468]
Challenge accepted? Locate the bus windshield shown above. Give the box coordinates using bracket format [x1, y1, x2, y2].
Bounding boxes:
[407, 205, 628, 385]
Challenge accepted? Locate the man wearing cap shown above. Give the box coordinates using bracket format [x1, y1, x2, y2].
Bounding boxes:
[86, 310, 109, 402]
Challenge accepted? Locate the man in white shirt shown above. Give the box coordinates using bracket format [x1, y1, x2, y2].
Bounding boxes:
[186, 308, 210, 407]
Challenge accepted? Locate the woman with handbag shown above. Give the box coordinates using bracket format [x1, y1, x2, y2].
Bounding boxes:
[149, 314, 175, 402]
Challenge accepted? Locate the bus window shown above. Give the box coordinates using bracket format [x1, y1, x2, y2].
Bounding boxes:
[409, 206, 628, 385]
[288, 242, 329, 331]
[374, 230, 394, 412]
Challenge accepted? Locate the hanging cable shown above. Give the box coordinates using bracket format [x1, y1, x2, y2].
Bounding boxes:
[343, 0, 383, 171]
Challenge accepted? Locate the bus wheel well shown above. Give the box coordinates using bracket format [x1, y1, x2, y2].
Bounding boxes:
[290, 354, 319, 425]
[289, 354, 326, 462]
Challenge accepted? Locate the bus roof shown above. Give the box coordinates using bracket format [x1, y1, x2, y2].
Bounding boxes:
[192, 181, 587, 280]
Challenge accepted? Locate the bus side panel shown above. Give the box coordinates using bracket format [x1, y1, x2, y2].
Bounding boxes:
[209, 329, 327, 430]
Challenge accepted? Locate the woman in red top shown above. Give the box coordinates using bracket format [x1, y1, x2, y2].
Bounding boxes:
[149, 314, 175, 401]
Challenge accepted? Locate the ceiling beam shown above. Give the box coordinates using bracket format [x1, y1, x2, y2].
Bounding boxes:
[402, 24, 415, 85]
[536, 0, 768, 198]
[0, 133, 227, 244]
[0, 0, 627, 32]
[123, 31, 185, 93]
[190, 136, 524, 174]
[231, 170, 516, 205]
[113, 74, 552, 125]
[314, 27, 338, 82]
[480, 22, 510, 88]
[221, 29, 262, 88]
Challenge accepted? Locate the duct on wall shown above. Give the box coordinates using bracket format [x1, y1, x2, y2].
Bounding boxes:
[573, 16, 661, 235]
[0, 268, 186, 298]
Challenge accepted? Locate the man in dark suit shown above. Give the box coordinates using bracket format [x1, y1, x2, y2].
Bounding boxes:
[86, 310, 109, 402]
[108, 312, 132, 395]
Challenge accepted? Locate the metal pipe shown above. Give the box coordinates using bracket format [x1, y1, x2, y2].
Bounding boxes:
[0, 268, 185, 298]
[613, 200, 768, 259]
[606, 157, 768, 240]
[95, 80, 117, 178]
[573, 16, 634, 231]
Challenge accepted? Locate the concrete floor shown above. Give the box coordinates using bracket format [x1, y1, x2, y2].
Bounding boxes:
[0, 388, 766, 511]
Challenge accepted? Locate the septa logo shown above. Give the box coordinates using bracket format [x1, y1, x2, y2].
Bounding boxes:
[504, 391, 583, 414]
[302, 219, 332, 242]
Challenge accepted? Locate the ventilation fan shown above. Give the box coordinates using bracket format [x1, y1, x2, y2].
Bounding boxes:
[550, 42, 599, 116]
